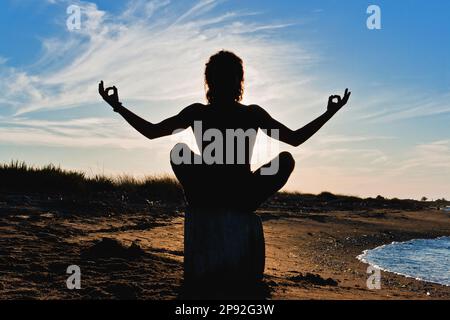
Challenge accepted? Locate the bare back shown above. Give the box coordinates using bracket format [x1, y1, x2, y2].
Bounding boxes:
[186, 102, 261, 170]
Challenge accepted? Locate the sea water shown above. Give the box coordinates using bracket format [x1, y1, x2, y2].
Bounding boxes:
[357, 237, 450, 286]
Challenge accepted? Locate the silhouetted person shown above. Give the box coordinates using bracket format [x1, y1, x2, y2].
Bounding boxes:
[99, 50, 351, 211]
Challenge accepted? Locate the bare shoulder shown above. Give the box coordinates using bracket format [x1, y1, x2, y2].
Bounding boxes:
[181, 102, 205, 115]
[187, 102, 206, 110]
[193, 102, 207, 107]
[238, 103, 260, 112]
[246, 104, 270, 118]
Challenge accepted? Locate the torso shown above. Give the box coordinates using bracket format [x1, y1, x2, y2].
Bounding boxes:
[189, 102, 259, 171]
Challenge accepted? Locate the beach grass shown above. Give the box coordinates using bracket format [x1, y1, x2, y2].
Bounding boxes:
[0, 161, 183, 200]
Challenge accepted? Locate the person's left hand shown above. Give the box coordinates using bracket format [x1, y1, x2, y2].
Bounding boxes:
[99, 81, 121, 109]
[327, 88, 351, 114]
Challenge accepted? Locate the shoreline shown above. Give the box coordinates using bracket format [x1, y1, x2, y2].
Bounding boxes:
[356, 237, 450, 288]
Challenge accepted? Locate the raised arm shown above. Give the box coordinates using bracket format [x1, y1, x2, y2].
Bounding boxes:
[255, 89, 351, 147]
[99, 81, 196, 140]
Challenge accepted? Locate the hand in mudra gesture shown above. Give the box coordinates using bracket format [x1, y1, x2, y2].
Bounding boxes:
[99, 80, 121, 110]
[327, 88, 351, 114]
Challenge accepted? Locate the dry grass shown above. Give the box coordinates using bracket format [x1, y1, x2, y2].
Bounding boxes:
[0, 161, 182, 200]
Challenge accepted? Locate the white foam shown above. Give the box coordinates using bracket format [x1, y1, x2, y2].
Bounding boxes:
[357, 236, 450, 287]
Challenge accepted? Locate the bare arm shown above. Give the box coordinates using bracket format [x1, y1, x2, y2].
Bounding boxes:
[255, 89, 351, 147]
[98, 81, 195, 140]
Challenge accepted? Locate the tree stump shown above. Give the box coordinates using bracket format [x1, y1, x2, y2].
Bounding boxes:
[184, 208, 265, 286]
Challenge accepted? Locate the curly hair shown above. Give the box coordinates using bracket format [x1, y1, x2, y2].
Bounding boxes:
[204, 50, 244, 104]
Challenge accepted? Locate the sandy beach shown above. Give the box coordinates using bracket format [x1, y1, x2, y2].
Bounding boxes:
[1, 192, 450, 300]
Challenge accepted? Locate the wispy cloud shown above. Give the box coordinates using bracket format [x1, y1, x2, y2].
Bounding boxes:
[355, 90, 450, 123]
[0, 0, 322, 157]
[394, 140, 450, 172]
[0, 115, 181, 150]
[1, 0, 313, 119]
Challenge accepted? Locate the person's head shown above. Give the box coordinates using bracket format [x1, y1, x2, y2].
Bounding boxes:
[204, 50, 244, 104]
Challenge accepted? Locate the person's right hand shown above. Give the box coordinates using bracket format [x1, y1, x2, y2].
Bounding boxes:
[98, 81, 121, 109]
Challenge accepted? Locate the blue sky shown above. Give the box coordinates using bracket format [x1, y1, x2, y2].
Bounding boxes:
[0, 0, 449, 199]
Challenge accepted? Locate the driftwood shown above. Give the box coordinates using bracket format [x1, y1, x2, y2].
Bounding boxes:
[184, 208, 265, 285]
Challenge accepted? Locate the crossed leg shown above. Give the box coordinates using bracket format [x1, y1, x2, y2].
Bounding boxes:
[246, 151, 295, 211]
[170, 144, 205, 206]
[170, 143, 295, 211]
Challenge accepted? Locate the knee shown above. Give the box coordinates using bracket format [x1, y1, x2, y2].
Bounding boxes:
[279, 151, 295, 172]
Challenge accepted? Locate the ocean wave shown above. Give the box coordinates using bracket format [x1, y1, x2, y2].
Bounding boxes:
[357, 236, 450, 287]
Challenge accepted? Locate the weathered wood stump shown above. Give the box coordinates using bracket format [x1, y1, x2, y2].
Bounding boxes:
[184, 208, 265, 286]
